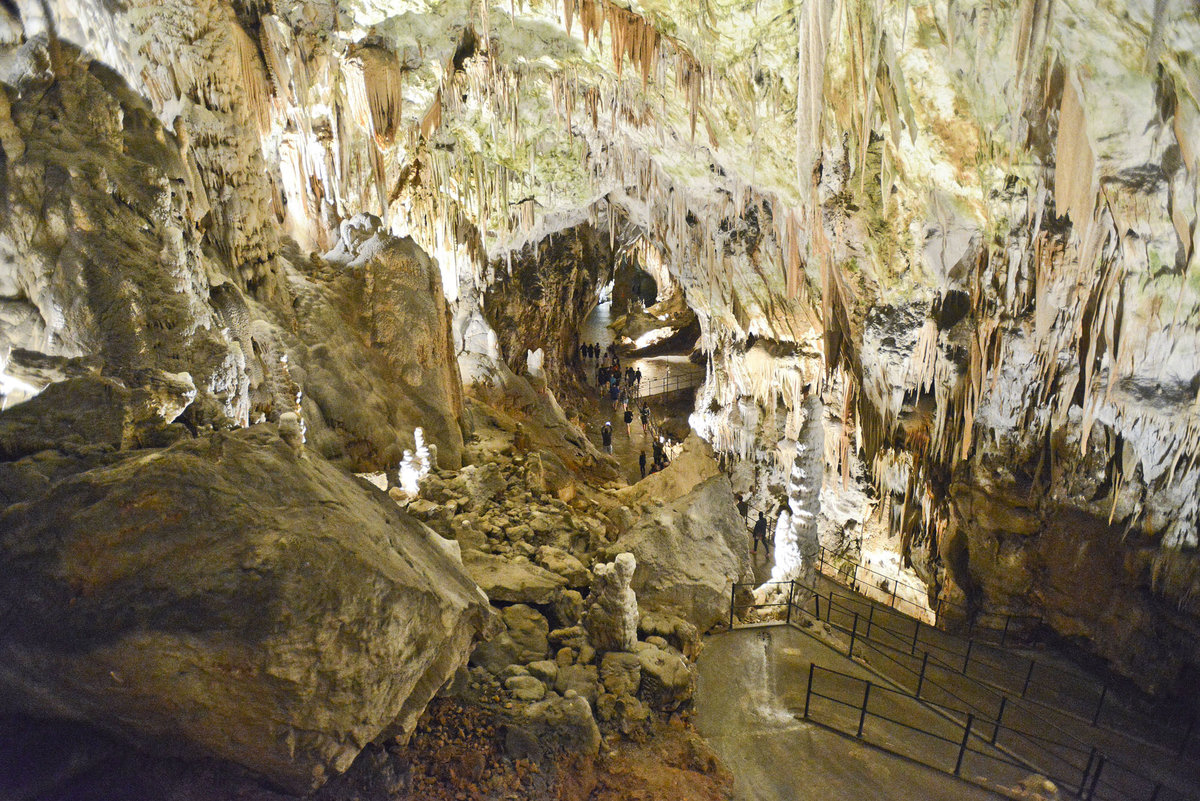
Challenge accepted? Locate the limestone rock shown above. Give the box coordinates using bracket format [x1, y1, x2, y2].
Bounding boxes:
[555, 664, 600, 706]
[535, 545, 590, 587]
[461, 550, 567, 605]
[611, 476, 745, 631]
[552, 589, 586, 627]
[635, 644, 695, 712]
[599, 651, 642, 696]
[501, 604, 550, 664]
[454, 461, 507, 508]
[504, 675, 547, 702]
[583, 553, 640, 653]
[519, 695, 601, 756]
[0, 424, 493, 793]
[527, 660, 559, 685]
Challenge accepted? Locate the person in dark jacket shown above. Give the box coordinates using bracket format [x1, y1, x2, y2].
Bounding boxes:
[601, 422, 613, 454]
[639, 450, 647, 478]
[752, 512, 769, 556]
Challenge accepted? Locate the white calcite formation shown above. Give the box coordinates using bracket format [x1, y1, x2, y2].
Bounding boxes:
[584, 553, 640, 653]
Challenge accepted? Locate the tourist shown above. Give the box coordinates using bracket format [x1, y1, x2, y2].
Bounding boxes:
[736, 493, 749, 524]
[639, 450, 647, 478]
[752, 511, 769, 556]
[640, 402, 651, 434]
[623, 406, 634, 437]
[609, 381, 620, 409]
[601, 422, 613, 454]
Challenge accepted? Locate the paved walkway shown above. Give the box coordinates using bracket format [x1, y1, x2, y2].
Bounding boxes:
[696, 626, 1007, 801]
[799, 574, 1200, 801]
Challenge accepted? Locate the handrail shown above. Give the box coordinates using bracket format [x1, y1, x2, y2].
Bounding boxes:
[800, 663, 1172, 801]
[807, 569, 1198, 753]
[727, 581, 1192, 801]
[799, 582, 1199, 776]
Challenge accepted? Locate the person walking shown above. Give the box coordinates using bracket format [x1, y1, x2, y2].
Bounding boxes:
[639, 450, 647, 478]
[623, 405, 634, 437]
[601, 422, 613, 454]
[752, 512, 769, 557]
[640, 401, 651, 434]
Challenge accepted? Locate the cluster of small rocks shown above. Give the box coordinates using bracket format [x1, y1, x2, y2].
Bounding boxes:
[398, 450, 701, 760]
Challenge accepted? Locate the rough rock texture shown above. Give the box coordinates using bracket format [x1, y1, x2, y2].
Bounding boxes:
[516, 695, 602, 758]
[484, 221, 619, 380]
[462, 550, 568, 605]
[584, 553, 640, 653]
[288, 215, 467, 470]
[611, 475, 747, 632]
[634, 644, 695, 712]
[0, 415, 493, 793]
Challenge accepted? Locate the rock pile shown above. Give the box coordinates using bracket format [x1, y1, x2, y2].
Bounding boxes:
[397, 419, 709, 757]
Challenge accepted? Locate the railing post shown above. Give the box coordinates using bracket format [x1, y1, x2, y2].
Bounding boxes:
[916, 651, 929, 698]
[911, 620, 921, 655]
[729, 583, 737, 630]
[1022, 659, 1035, 698]
[813, 593, 821, 621]
[963, 638, 973, 674]
[954, 714, 974, 776]
[1085, 755, 1105, 801]
[857, 682, 872, 737]
[1091, 683, 1108, 727]
[866, 604, 875, 639]
[890, 582, 898, 609]
[992, 697, 1006, 745]
[803, 662, 815, 719]
[1001, 614, 1011, 647]
[1078, 746, 1097, 797]
[848, 612, 859, 657]
[785, 581, 794, 625]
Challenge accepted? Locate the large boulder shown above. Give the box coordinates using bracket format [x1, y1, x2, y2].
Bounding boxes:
[461, 550, 568, 604]
[609, 475, 746, 631]
[0, 423, 493, 794]
[288, 215, 467, 471]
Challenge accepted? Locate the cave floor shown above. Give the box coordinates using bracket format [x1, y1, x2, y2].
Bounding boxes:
[695, 626, 1009, 801]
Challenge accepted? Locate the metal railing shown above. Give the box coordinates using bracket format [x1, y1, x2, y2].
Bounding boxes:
[634, 368, 705, 399]
[800, 664, 1176, 801]
[812, 544, 1044, 642]
[804, 560, 1198, 757]
[726, 580, 1198, 801]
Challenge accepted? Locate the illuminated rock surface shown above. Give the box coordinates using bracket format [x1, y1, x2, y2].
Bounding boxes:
[0, 0, 1197, 795]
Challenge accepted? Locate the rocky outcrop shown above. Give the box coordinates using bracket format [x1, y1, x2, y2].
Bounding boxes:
[0, 406, 492, 793]
[462, 550, 569, 605]
[483, 221, 619, 378]
[611, 474, 748, 632]
[287, 215, 467, 470]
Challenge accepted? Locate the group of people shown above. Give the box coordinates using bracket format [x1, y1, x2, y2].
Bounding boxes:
[637, 435, 670, 478]
[578, 342, 612, 362]
[596, 361, 642, 409]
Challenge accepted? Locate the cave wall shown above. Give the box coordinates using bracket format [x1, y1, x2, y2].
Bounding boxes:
[483, 219, 616, 379]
